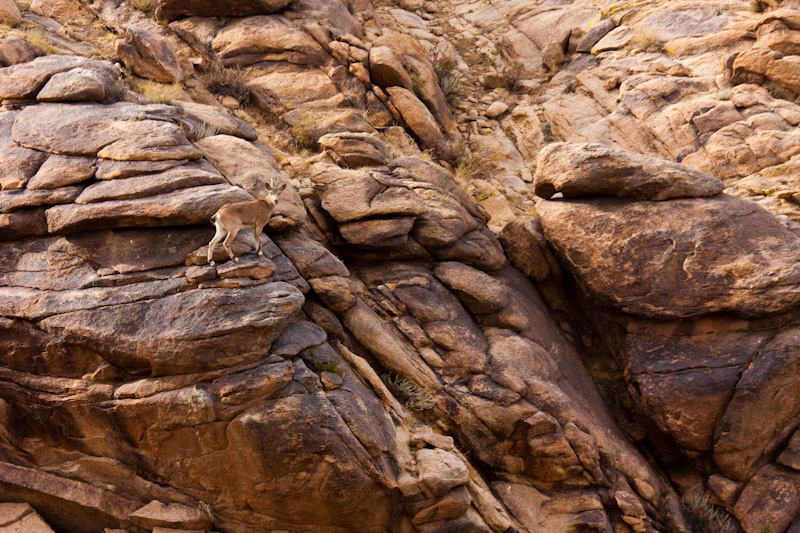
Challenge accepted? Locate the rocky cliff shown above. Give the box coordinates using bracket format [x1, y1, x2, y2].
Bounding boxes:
[0, 0, 798, 532]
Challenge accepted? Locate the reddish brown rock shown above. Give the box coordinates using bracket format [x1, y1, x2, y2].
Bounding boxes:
[537, 195, 800, 318]
[155, 0, 292, 22]
[27, 155, 97, 190]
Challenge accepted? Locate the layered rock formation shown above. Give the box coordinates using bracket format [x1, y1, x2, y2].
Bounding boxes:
[0, 0, 799, 532]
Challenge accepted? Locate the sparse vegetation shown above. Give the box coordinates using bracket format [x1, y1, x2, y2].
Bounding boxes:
[714, 89, 733, 101]
[184, 121, 219, 142]
[628, 30, 665, 54]
[681, 495, 733, 533]
[23, 30, 60, 55]
[310, 360, 347, 379]
[135, 0, 153, 12]
[382, 373, 437, 411]
[134, 80, 185, 105]
[199, 64, 251, 105]
[433, 58, 463, 104]
[751, 0, 766, 13]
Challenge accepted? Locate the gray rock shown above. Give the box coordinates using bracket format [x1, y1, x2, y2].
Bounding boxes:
[318, 132, 390, 168]
[0, 56, 117, 99]
[76, 165, 226, 204]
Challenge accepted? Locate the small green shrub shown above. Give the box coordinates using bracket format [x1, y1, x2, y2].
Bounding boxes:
[24, 30, 60, 55]
[184, 121, 219, 142]
[714, 89, 732, 101]
[199, 64, 251, 105]
[310, 360, 347, 379]
[681, 495, 732, 533]
[433, 58, 463, 104]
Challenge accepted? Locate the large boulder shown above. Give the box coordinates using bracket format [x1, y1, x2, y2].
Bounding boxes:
[537, 194, 800, 318]
[534, 142, 724, 200]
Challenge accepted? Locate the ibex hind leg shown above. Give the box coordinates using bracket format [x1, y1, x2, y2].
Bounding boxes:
[207, 224, 227, 265]
[223, 227, 241, 262]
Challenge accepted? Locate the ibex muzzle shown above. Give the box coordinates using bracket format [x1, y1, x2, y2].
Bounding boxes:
[207, 178, 286, 265]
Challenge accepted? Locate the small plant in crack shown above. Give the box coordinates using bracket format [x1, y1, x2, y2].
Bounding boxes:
[382, 373, 437, 411]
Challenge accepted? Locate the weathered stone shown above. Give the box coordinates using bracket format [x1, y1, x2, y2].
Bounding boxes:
[12, 102, 199, 160]
[732, 46, 781, 85]
[497, 217, 556, 282]
[129, 500, 210, 530]
[733, 465, 800, 533]
[416, 449, 469, 497]
[0, 112, 47, 190]
[318, 132, 390, 167]
[216, 255, 277, 280]
[178, 101, 258, 141]
[0, 56, 117, 100]
[95, 159, 188, 180]
[212, 16, 331, 68]
[534, 142, 724, 201]
[369, 45, 415, 92]
[577, 19, 616, 53]
[339, 217, 415, 248]
[156, 0, 292, 22]
[115, 26, 182, 83]
[317, 170, 425, 223]
[432, 261, 508, 314]
[308, 275, 357, 312]
[75, 165, 226, 204]
[485, 101, 509, 119]
[411, 486, 471, 524]
[0, 209, 48, 241]
[37, 282, 303, 375]
[537, 195, 800, 318]
[46, 184, 252, 234]
[212, 360, 294, 405]
[386, 86, 444, 148]
[0, 35, 38, 67]
[36, 66, 122, 103]
[591, 26, 634, 54]
[0, 187, 82, 213]
[27, 155, 97, 190]
[0, 0, 20, 26]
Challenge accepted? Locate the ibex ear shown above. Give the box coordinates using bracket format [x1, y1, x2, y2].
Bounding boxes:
[276, 181, 287, 196]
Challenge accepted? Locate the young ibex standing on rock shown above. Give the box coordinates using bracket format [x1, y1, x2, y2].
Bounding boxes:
[207, 177, 286, 265]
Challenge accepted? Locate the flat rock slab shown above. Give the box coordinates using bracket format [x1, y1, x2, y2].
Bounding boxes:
[95, 158, 188, 180]
[534, 142, 724, 200]
[38, 282, 304, 375]
[0, 186, 82, 213]
[0, 35, 38, 67]
[216, 255, 277, 279]
[36, 66, 122, 103]
[537, 194, 800, 318]
[27, 155, 97, 189]
[12, 102, 200, 161]
[46, 183, 251, 234]
[178, 101, 257, 141]
[0, 56, 118, 99]
[75, 165, 226, 204]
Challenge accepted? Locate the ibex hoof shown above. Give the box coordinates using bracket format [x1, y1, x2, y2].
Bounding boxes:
[233, 257, 239, 262]
[257, 250, 264, 257]
[209, 260, 216, 266]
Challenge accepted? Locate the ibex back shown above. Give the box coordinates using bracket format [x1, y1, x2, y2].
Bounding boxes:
[207, 178, 286, 265]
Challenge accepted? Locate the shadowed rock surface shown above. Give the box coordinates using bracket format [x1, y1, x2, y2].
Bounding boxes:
[0, 1, 799, 532]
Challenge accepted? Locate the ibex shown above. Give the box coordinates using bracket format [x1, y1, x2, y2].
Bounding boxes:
[207, 177, 286, 265]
